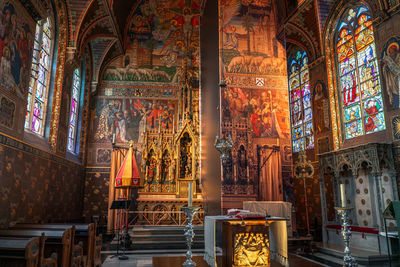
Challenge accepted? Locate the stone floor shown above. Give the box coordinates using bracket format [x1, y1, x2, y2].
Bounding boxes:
[101, 253, 329, 267]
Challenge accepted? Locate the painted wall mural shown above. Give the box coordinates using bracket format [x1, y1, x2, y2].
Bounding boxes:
[0, 1, 34, 99]
[102, 0, 201, 84]
[219, 0, 292, 205]
[381, 36, 400, 110]
[93, 98, 176, 144]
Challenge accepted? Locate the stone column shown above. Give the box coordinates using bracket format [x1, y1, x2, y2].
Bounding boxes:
[199, 0, 221, 215]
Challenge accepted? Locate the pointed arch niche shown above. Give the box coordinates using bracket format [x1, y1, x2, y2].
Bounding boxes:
[324, 2, 386, 149]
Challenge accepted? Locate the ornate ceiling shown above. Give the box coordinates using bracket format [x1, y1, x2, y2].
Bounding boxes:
[61, 0, 143, 91]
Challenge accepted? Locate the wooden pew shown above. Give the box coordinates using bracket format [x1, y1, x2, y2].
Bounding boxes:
[0, 236, 57, 267]
[13, 224, 96, 267]
[0, 237, 40, 267]
[0, 229, 72, 267]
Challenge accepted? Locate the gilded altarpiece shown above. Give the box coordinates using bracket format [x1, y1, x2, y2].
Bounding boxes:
[88, 0, 203, 224]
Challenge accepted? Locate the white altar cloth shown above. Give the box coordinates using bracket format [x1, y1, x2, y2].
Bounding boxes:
[204, 215, 289, 267]
[244, 201, 293, 237]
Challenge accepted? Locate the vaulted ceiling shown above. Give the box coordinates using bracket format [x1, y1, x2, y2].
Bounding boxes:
[63, 0, 142, 90]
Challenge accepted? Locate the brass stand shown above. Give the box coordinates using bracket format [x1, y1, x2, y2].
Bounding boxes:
[335, 207, 357, 267]
[181, 206, 200, 267]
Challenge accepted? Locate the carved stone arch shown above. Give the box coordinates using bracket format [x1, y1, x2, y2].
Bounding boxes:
[286, 39, 314, 63]
[354, 159, 374, 175]
[285, 22, 317, 61]
[337, 162, 354, 177]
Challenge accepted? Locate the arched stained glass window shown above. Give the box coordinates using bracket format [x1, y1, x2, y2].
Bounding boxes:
[25, 17, 53, 135]
[288, 49, 314, 152]
[335, 5, 385, 139]
[67, 68, 81, 153]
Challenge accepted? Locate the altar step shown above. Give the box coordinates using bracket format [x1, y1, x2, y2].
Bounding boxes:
[128, 226, 204, 250]
[310, 243, 400, 266]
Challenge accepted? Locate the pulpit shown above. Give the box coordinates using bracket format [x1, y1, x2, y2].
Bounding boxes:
[204, 216, 288, 267]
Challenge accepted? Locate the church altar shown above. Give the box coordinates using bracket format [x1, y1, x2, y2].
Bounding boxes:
[243, 201, 293, 237]
[204, 216, 288, 267]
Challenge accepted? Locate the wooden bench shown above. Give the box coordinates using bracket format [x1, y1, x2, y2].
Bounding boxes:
[0, 229, 72, 267]
[13, 224, 97, 267]
[0, 237, 40, 267]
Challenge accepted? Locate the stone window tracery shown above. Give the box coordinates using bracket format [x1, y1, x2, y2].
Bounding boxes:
[287, 49, 314, 152]
[25, 17, 53, 135]
[334, 5, 386, 139]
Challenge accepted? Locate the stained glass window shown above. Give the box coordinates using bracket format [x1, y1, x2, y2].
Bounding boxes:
[67, 68, 81, 153]
[288, 49, 314, 152]
[25, 17, 53, 135]
[335, 6, 385, 139]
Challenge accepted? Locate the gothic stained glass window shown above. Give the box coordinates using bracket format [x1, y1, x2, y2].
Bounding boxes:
[25, 17, 53, 135]
[67, 68, 81, 153]
[288, 49, 314, 152]
[335, 6, 386, 139]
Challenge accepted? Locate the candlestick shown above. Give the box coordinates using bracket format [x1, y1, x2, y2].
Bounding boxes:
[340, 183, 346, 208]
[188, 181, 193, 207]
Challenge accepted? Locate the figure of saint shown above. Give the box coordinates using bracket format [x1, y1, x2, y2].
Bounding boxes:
[237, 146, 247, 181]
[160, 150, 171, 185]
[365, 99, 382, 133]
[313, 82, 329, 133]
[382, 42, 400, 109]
[113, 112, 127, 142]
[94, 100, 114, 141]
[146, 151, 157, 184]
[342, 60, 357, 106]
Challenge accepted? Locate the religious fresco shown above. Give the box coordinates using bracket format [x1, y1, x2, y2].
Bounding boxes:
[92, 98, 176, 144]
[219, 0, 292, 203]
[381, 36, 400, 110]
[0, 1, 33, 99]
[220, 0, 286, 76]
[102, 0, 201, 84]
[222, 87, 290, 138]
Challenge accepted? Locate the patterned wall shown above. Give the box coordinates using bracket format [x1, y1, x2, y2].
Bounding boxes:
[0, 133, 85, 228]
[83, 168, 110, 220]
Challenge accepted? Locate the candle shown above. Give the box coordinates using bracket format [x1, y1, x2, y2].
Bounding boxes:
[340, 183, 346, 207]
[188, 181, 193, 207]
[112, 133, 116, 144]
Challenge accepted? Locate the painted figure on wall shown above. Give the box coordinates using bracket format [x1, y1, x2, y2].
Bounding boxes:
[222, 87, 287, 138]
[93, 98, 176, 143]
[103, 0, 201, 83]
[0, 2, 32, 99]
[382, 37, 400, 109]
[313, 81, 329, 134]
[220, 0, 285, 76]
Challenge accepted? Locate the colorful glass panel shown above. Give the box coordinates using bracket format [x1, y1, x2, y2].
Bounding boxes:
[335, 6, 386, 139]
[67, 68, 81, 153]
[25, 18, 53, 135]
[288, 49, 314, 151]
[344, 104, 361, 122]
